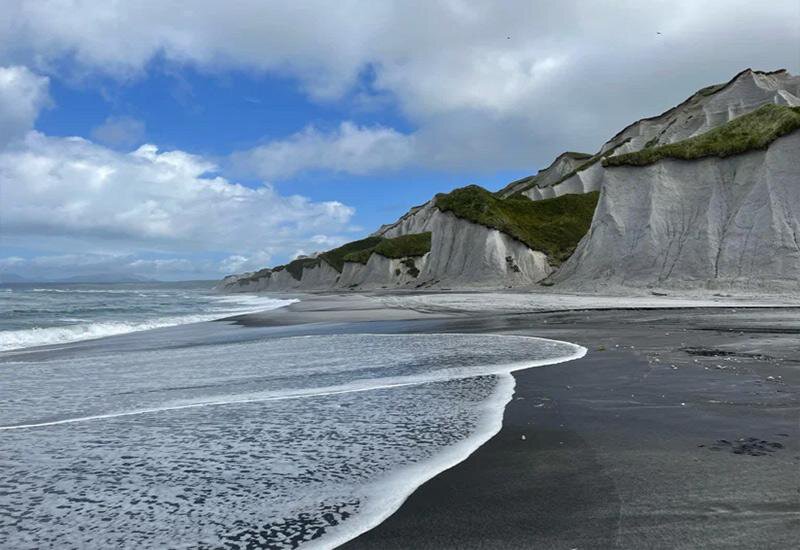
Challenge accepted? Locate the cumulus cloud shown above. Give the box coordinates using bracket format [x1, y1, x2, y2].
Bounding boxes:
[0, 253, 252, 281]
[90, 116, 146, 149]
[229, 122, 414, 180]
[0, 131, 356, 266]
[0, 65, 50, 146]
[2, 1, 796, 171]
[0, 2, 798, 277]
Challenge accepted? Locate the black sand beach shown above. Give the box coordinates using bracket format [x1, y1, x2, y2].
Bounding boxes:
[237, 295, 800, 549]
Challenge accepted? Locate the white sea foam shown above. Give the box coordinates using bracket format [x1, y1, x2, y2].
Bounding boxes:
[0, 295, 296, 351]
[0, 338, 584, 431]
[0, 332, 585, 549]
[308, 342, 587, 549]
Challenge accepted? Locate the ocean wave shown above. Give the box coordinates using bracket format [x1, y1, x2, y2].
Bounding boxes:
[0, 296, 296, 352]
[0, 332, 585, 549]
[31, 288, 140, 293]
[0, 342, 584, 431]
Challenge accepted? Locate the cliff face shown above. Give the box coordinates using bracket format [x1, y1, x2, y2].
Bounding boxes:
[500, 69, 800, 201]
[222, 252, 432, 292]
[222, 207, 552, 292]
[600, 69, 800, 156]
[377, 205, 552, 287]
[218, 69, 800, 294]
[554, 131, 800, 290]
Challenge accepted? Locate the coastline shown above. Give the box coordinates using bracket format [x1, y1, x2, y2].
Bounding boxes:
[342, 304, 800, 549]
[308, 338, 588, 550]
[233, 293, 800, 549]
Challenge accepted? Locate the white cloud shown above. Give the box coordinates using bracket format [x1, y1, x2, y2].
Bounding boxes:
[0, 253, 230, 280]
[229, 122, 414, 179]
[0, 3, 799, 279]
[0, 63, 361, 279]
[2, 1, 795, 171]
[90, 116, 146, 149]
[0, 131, 356, 264]
[0, 65, 50, 146]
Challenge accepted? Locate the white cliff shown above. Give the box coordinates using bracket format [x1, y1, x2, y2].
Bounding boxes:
[219, 69, 800, 294]
[554, 130, 800, 290]
[374, 204, 551, 287]
[504, 69, 800, 201]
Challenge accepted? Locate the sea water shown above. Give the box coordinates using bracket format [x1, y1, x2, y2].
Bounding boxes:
[0, 282, 294, 351]
[0, 287, 585, 549]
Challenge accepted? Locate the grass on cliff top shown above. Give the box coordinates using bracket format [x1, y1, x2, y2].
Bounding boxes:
[434, 185, 599, 264]
[515, 140, 630, 194]
[343, 232, 432, 264]
[604, 104, 800, 167]
[237, 267, 272, 285]
[271, 237, 383, 280]
[270, 234, 430, 280]
[318, 236, 383, 272]
[375, 232, 432, 259]
[274, 257, 321, 281]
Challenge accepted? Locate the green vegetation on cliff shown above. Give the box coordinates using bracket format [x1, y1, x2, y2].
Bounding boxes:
[514, 140, 630, 194]
[375, 232, 432, 259]
[275, 257, 321, 280]
[434, 185, 599, 264]
[344, 232, 432, 264]
[269, 237, 383, 280]
[605, 104, 800, 167]
[236, 267, 271, 285]
[319, 236, 383, 272]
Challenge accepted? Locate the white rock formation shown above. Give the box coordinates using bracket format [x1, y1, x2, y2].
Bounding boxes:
[375, 204, 551, 287]
[338, 253, 430, 288]
[219, 69, 800, 294]
[503, 69, 800, 201]
[221, 203, 553, 292]
[601, 69, 800, 156]
[554, 131, 800, 290]
[496, 151, 592, 197]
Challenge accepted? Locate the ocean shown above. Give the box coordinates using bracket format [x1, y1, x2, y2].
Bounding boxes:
[0, 281, 295, 351]
[0, 283, 584, 548]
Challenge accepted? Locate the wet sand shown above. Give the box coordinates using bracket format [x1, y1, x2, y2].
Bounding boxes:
[236, 295, 800, 549]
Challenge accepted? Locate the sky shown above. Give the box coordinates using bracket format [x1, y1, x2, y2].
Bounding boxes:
[0, 1, 798, 281]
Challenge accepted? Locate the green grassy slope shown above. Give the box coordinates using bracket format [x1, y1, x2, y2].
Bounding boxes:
[319, 237, 383, 272]
[434, 185, 599, 264]
[344, 232, 432, 264]
[605, 104, 800, 167]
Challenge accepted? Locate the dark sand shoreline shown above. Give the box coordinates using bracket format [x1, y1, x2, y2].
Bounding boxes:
[236, 295, 800, 549]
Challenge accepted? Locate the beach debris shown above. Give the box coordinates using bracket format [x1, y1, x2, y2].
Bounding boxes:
[708, 437, 785, 456]
[520, 434, 527, 441]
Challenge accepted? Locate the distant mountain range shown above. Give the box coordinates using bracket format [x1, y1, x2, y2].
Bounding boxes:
[221, 68, 797, 293]
[0, 273, 159, 284]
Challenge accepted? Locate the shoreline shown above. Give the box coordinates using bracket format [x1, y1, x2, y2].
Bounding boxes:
[232, 293, 799, 548]
[4, 290, 798, 547]
[340, 304, 800, 549]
